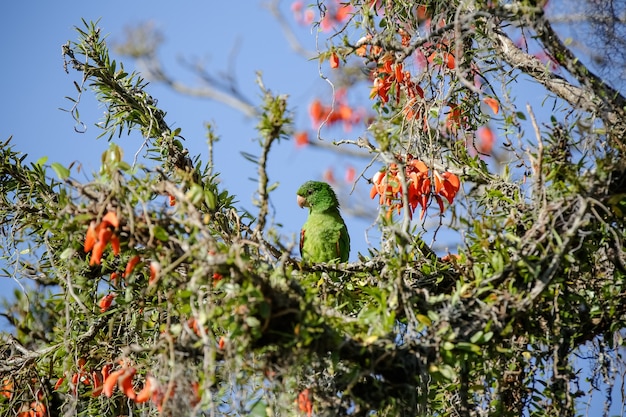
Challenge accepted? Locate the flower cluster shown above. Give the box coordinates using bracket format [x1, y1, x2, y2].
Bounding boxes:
[308, 89, 363, 131]
[1, 378, 46, 417]
[298, 388, 313, 416]
[291, 0, 352, 32]
[54, 360, 198, 413]
[84, 211, 120, 265]
[426, 42, 456, 70]
[367, 52, 427, 124]
[370, 155, 460, 220]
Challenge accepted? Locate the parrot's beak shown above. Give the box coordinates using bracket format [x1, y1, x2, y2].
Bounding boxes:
[297, 195, 307, 208]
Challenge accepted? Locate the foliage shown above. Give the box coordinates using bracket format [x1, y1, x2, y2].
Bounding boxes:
[2, 2, 626, 416]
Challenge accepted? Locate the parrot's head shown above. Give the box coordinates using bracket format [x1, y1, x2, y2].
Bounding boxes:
[296, 181, 339, 212]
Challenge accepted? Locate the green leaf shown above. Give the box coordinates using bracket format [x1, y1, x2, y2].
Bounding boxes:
[186, 184, 204, 206]
[51, 162, 70, 180]
[456, 342, 481, 354]
[60, 247, 75, 260]
[245, 316, 261, 328]
[153, 225, 169, 242]
[248, 399, 269, 417]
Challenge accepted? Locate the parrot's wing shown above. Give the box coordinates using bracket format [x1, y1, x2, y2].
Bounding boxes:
[338, 222, 350, 262]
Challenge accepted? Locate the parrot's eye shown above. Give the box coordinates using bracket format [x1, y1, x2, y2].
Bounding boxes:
[307, 189, 313, 195]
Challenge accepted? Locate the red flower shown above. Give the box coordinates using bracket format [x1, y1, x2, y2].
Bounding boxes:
[483, 97, 499, 114]
[103, 366, 136, 399]
[298, 389, 313, 416]
[91, 371, 103, 397]
[118, 367, 137, 400]
[149, 261, 160, 286]
[434, 171, 461, 205]
[294, 131, 309, 147]
[476, 126, 495, 154]
[135, 376, 157, 403]
[123, 255, 141, 278]
[84, 211, 121, 265]
[84, 221, 97, 253]
[1, 378, 13, 399]
[103, 369, 123, 398]
[330, 52, 340, 68]
[99, 293, 116, 313]
[345, 166, 356, 183]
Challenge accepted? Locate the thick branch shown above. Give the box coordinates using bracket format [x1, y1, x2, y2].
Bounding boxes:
[490, 29, 599, 113]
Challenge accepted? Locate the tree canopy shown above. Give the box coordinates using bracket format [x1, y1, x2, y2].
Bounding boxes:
[1, 1, 626, 416]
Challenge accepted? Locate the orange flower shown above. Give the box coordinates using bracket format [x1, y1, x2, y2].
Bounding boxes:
[91, 371, 103, 397]
[399, 28, 411, 47]
[370, 172, 397, 205]
[445, 103, 462, 134]
[483, 97, 499, 114]
[356, 43, 368, 57]
[345, 166, 356, 183]
[118, 367, 137, 400]
[441, 253, 461, 262]
[84, 221, 97, 253]
[168, 195, 176, 206]
[309, 99, 325, 125]
[103, 369, 123, 397]
[323, 168, 336, 184]
[32, 402, 46, 417]
[85, 211, 121, 265]
[101, 363, 112, 381]
[370, 77, 391, 103]
[409, 175, 431, 219]
[335, 4, 352, 22]
[101, 211, 119, 229]
[0, 378, 13, 399]
[370, 171, 385, 199]
[371, 155, 455, 220]
[434, 171, 460, 205]
[103, 366, 136, 399]
[294, 131, 309, 147]
[298, 388, 313, 417]
[149, 261, 160, 286]
[218, 336, 227, 350]
[188, 317, 201, 336]
[416, 4, 430, 23]
[330, 52, 340, 68]
[338, 104, 353, 121]
[135, 376, 157, 403]
[99, 293, 116, 313]
[17, 401, 46, 417]
[427, 51, 455, 69]
[476, 126, 495, 154]
[123, 255, 141, 278]
[110, 234, 120, 256]
[53, 376, 64, 391]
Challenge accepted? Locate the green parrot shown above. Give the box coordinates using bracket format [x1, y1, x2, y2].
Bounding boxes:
[297, 181, 350, 263]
